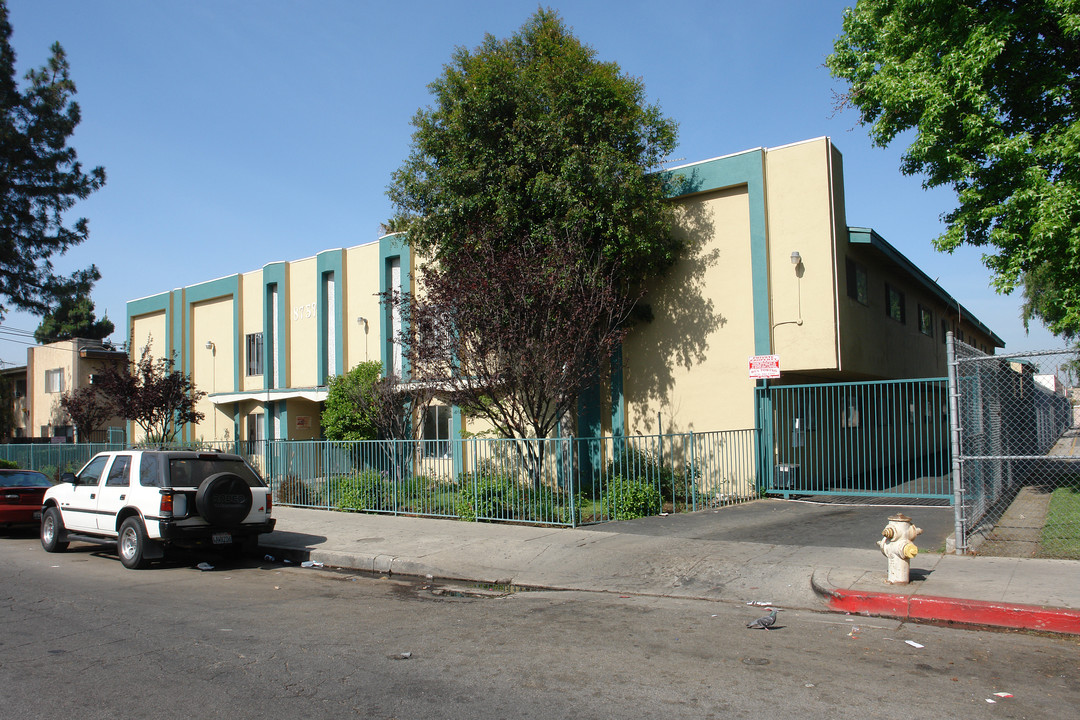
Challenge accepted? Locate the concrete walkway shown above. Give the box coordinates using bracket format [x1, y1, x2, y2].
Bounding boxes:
[260, 499, 1080, 635]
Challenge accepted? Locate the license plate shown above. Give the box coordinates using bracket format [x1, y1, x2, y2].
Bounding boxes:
[212, 532, 232, 545]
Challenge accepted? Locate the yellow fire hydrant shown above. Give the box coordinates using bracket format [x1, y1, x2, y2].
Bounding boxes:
[877, 512, 922, 584]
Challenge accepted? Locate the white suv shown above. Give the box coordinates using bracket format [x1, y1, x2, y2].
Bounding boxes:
[40, 449, 276, 569]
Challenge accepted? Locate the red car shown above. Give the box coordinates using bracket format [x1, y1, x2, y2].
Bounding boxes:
[0, 469, 53, 529]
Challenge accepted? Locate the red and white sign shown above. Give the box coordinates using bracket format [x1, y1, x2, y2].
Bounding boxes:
[748, 354, 780, 380]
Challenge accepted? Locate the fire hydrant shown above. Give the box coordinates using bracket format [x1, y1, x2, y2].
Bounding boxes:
[878, 512, 922, 584]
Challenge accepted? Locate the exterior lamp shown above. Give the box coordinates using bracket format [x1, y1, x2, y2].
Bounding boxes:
[205, 341, 215, 354]
[790, 251, 802, 265]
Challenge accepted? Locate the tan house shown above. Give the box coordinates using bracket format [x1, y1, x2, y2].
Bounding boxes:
[26, 338, 127, 441]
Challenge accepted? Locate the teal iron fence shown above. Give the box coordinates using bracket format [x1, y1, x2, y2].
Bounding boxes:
[755, 378, 952, 501]
[2, 430, 757, 527]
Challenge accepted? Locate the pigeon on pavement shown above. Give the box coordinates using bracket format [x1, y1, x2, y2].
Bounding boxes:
[746, 608, 778, 630]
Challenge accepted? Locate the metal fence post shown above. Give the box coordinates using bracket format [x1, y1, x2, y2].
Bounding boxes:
[946, 332, 965, 553]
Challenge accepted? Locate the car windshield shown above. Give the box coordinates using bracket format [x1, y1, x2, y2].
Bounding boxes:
[167, 458, 264, 487]
[0, 471, 52, 488]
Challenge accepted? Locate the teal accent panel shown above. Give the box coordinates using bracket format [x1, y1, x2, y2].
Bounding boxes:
[451, 405, 463, 479]
[317, 249, 345, 382]
[127, 290, 177, 355]
[184, 276, 240, 443]
[264, 263, 287, 390]
[126, 291, 177, 442]
[577, 382, 602, 490]
[232, 406, 241, 448]
[610, 345, 624, 438]
[379, 233, 411, 378]
[663, 149, 771, 355]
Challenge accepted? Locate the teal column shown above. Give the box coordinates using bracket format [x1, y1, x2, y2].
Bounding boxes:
[577, 382, 602, 491]
[610, 345, 625, 455]
[451, 405, 464, 480]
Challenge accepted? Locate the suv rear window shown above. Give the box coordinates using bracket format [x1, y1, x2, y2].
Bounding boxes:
[167, 458, 264, 488]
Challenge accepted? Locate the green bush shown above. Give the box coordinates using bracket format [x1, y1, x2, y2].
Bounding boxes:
[603, 475, 661, 520]
[605, 446, 696, 506]
[275, 476, 321, 507]
[333, 470, 391, 512]
[0, 459, 18, 470]
[456, 469, 578, 524]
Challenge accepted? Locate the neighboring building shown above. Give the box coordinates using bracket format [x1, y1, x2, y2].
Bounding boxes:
[26, 338, 127, 441]
[126, 137, 1002, 446]
[0, 365, 28, 439]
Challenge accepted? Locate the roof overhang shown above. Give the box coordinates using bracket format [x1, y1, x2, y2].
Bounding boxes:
[848, 227, 1005, 347]
[206, 388, 327, 406]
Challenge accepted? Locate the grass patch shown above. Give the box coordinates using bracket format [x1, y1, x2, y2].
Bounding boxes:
[1039, 479, 1080, 559]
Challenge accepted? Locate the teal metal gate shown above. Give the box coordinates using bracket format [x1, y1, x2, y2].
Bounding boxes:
[755, 378, 953, 502]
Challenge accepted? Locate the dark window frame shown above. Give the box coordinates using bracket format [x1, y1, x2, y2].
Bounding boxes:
[845, 257, 869, 306]
[246, 332, 264, 376]
[885, 283, 906, 324]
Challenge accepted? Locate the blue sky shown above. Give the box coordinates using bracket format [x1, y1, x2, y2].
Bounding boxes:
[0, 0, 1061, 366]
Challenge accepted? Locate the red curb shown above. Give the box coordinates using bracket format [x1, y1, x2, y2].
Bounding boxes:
[821, 587, 1080, 635]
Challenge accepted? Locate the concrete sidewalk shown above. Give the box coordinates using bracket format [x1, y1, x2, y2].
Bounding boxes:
[259, 501, 1080, 635]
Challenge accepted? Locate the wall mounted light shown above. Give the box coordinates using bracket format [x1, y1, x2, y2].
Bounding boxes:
[205, 341, 215, 353]
[790, 251, 802, 265]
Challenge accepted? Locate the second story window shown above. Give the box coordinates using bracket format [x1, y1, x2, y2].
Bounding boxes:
[246, 333, 264, 376]
[885, 284, 906, 324]
[845, 257, 869, 305]
[918, 305, 933, 337]
[45, 368, 64, 393]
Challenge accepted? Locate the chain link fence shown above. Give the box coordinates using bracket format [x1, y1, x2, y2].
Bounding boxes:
[950, 335, 1080, 557]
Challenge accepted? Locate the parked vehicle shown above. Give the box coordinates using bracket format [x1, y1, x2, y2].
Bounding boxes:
[0, 469, 52, 529]
[40, 449, 275, 568]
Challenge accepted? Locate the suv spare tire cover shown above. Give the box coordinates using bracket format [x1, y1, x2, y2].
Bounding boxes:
[195, 473, 253, 527]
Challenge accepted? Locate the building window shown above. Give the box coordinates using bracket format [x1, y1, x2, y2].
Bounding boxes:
[941, 318, 948, 344]
[423, 405, 452, 458]
[918, 305, 933, 337]
[45, 368, 64, 393]
[885, 284, 906, 323]
[246, 332, 264, 376]
[845, 257, 869, 305]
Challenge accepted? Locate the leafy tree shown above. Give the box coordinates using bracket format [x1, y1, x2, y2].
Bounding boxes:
[93, 343, 205, 444]
[0, 1, 106, 319]
[827, 0, 1080, 338]
[33, 293, 114, 343]
[59, 384, 113, 442]
[321, 361, 384, 441]
[386, 9, 679, 471]
[388, 7, 680, 292]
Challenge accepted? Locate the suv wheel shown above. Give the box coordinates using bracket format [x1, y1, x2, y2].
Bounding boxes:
[195, 473, 253, 526]
[40, 507, 69, 553]
[118, 517, 154, 569]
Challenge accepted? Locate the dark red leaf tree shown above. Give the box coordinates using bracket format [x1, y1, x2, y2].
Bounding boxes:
[386, 238, 636, 486]
[59, 385, 113, 442]
[93, 342, 205, 444]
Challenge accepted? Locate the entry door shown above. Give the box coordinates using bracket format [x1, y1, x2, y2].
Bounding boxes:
[95, 454, 133, 532]
[60, 455, 108, 532]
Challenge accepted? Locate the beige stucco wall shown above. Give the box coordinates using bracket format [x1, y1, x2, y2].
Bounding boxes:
[287, 257, 318, 388]
[345, 243, 382, 369]
[623, 184, 757, 434]
[765, 138, 840, 372]
[130, 310, 168, 358]
[190, 295, 234, 442]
